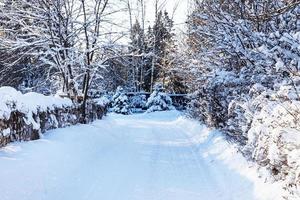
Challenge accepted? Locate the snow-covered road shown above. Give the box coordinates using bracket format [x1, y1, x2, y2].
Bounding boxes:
[0, 111, 281, 200]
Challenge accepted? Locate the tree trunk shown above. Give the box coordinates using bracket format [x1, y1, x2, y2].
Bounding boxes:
[81, 71, 90, 124]
[150, 57, 155, 93]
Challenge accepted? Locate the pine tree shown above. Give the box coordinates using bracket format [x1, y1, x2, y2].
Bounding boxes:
[128, 20, 146, 91]
[149, 10, 177, 92]
[146, 83, 173, 112]
[111, 86, 131, 115]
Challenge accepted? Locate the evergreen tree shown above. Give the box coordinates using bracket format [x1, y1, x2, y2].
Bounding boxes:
[149, 10, 177, 92]
[126, 10, 179, 93]
[111, 86, 131, 115]
[128, 20, 146, 91]
[146, 83, 173, 112]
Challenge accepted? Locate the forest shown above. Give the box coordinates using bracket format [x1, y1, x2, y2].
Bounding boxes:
[0, 0, 300, 199]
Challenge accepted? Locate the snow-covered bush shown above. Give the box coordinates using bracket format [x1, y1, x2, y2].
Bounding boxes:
[0, 87, 109, 147]
[0, 86, 73, 121]
[186, 1, 300, 198]
[245, 83, 300, 190]
[186, 0, 300, 129]
[94, 95, 111, 108]
[129, 93, 147, 110]
[146, 83, 173, 112]
[111, 86, 131, 115]
[222, 81, 300, 197]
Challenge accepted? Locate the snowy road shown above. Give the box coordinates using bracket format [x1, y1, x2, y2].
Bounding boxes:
[0, 111, 279, 200]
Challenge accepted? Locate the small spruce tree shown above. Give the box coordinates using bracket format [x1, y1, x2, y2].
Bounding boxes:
[146, 83, 173, 112]
[111, 86, 131, 115]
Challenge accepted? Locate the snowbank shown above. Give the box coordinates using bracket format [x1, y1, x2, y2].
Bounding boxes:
[227, 83, 300, 199]
[155, 113, 287, 200]
[0, 87, 72, 120]
[202, 132, 286, 200]
[0, 87, 108, 147]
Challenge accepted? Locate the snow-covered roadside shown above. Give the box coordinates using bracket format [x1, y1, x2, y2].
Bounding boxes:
[191, 128, 286, 200]
[0, 87, 72, 120]
[203, 137, 286, 200]
[0, 86, 108, 147]
[0, 86, 74, 145]
[155, 113, 287, 200]
[0, 111, 285, 200]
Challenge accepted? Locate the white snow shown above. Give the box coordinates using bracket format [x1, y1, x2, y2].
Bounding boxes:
[111, 86, 131, 114]
[0, 111, 283, 200]
[94, 96, 110, 107]
[146, 86, 173, 112]
[0, 86, 73, 120]
[2, 128, 10, 136]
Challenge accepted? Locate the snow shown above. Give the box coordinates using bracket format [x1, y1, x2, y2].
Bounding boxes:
[0, 86, 73, 120]
[111, 86, 131, 114]
[0, 111, 283, 200]
[146, 84, 173, 112]
[204, 136, 285, 200]
[129, 94, 147, 110]
[94, 96, 110, 107]
[2, 128, 10, 137]
[275, 58, 284, 72]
